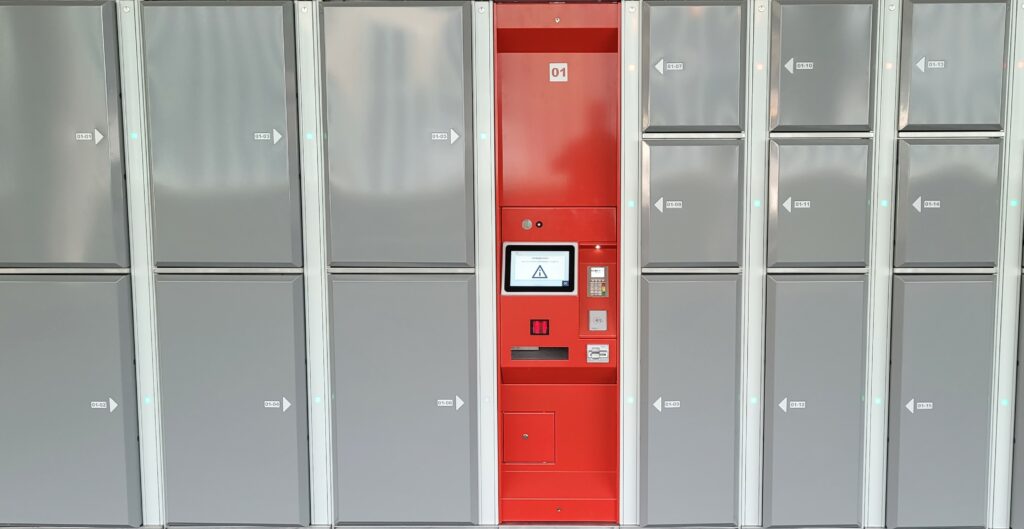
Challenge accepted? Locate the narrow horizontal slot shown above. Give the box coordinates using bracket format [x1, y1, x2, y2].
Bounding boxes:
[511, 346, 570, 361]
[496, 28, 617, 53]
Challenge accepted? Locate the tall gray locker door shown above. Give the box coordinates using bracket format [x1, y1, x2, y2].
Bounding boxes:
[0, 276, 140, 526]
[641, 275, 739, 526]
[643, 1, 745, 132]
[1014, 286, 1024, 528]
[0, 2, 129, 267]
[894, 140, 1001, 267]
[323, 3, 474, 268]
[770, 0, 874, 131]
[642, 141, 744, 267]
[887, 275, 995, 529]
[332, 275, 477, 524]
[899, 0, 1008, 130]
[768, 140, 871, 267]
[143, 2, 302, 267]
[764, 275, 866, 527]
[156, 276, 309, 525]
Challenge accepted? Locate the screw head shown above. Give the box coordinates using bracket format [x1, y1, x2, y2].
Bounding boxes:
[521, 433, 529, 440]
[554, 17, 561, 23]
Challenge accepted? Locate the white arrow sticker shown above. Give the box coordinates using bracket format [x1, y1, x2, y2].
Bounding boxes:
[653, 397, 663, 412]
[254, 130, 283, 144]
[783, 197, 792, 212]
[916, 57, 946, 72]
[91, 397, 118, 412]
[438, 396, 465, 410]
[94, 129, 104, 145]
[272, 129, 282, 145]
[905, 398, 933, 413]
[431, 129, 461, 144]
[784, 58, 814, 74]
[912, 196, 922, 213]
[655, 197, 664, 213]
[282, 397, 291, 412]
[450, 129, 460, 145]
[779, 397, 788, 412]
[654, 59, 685, 75]
[655, 59, 665, 75]
[455, 395, 465, 411]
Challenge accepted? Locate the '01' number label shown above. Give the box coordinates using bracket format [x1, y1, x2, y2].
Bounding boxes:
[549, 62, 568, 83]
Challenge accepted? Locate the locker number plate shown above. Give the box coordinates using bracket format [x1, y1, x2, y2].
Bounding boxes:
[549, 63, 568, 83]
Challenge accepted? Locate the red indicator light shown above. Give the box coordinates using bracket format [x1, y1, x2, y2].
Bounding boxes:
[530, 319, 550, 335]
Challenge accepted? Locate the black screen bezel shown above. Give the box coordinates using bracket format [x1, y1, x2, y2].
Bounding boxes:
[503, 244, 577, 293]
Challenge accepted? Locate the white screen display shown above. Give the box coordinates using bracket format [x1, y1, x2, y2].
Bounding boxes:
[509, 250, 572, 288]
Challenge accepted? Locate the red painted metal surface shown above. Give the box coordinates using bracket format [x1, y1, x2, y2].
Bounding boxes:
[495, 2, 621, 523]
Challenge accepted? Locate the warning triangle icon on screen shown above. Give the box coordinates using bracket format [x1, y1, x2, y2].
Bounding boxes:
[532, 265, 548, 279]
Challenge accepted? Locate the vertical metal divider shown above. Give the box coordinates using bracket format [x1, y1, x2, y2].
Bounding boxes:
[620, 1, 642, 525]
[471, 1, 499, 524]
[116, 1, 165, 525]
[294, 2, 333, 526]
[989, 1, 1024, 525]
[862, 0, 901, 526]
[739, 0, 770, 525]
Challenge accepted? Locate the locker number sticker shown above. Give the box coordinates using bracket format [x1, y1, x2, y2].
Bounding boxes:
[549, 63, 568, 83]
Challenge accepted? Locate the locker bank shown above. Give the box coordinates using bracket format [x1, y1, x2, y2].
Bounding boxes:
[2, 0, 1024, 528]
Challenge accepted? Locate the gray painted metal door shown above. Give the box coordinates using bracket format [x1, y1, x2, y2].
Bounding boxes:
[770, 0, 874, 131]
[641, 275, 739, 526]
[887, 275, 995, 529]
[156, 275, 309, 525]
[0, 276, 140, 526]
[332, 275, 477, 524]
[323, 2, 474, 267]
[894, 139, 1001, 267]
[643, 1, 745, 132]
[642, 141, 744, 267]
[143, 2, 302, 267]
[768, 140, 872, 267]
[899, 0, 1007, 130]
[764, 275, 866, 528]
[0, 2, 129, 267]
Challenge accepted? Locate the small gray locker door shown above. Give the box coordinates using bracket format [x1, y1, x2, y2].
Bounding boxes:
[0, 2, 129, 267]
[899, 0, 1008, 131]
[888, 275, 995, 529]
[0, 276, 140, 526]
[641, 275, 739, 526]
[768, 140, 871, 267]
[894, 140, 1001, 267]
[643, 1, 745, 132]
[332, 275, 476, 524]
[323, 2, 474, 267]
[143, 2, 302, 267]
[156, 275, 309, 525]
[764, 275, 866, 527]
[770, 0, 874, 131]
[642, 141, 744, 267]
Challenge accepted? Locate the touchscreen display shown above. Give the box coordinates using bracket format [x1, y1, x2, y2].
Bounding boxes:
[503, 244, 576, 293]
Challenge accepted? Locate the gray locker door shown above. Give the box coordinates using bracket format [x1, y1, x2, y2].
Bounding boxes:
[768, 140, 871, 267]
[332, 275, 477, 524]
[323, 3, 474, 267]
[143, 2, 302, 267]
[894, 140, 1001, 267]
[156, 275, 309, 525]
[1014, 282, 1024, 529]
[899, 0, 1007, 131]
[643, 140, 744, 267]
[888, 275, 995, 529]
[643, 1, 745, 132]
[641, 275, 739, 526]
[770, 0, 874, 131]
[0, 2, 129, 268]
[0, 276, 140, 526]
[764, 275, 866, 528]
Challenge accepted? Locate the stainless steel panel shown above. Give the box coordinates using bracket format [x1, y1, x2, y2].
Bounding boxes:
[899, 0, 1008, 131]
[894, 139, 1001, 267]
[764, 275, 866, 527]
[887, 275, 995, 528]
[332, 274, 476, 524]
[768, 140, 871, 267]
[641, 275, 740, 526]
[323, 2, 474, 267]
[770, 0, 874, 131]
[0, 2, 129, 267]
[143, 2, 302, 267]
[642, 140, 744, 267]
[156, 275, 309, 525]
[0, 276, 140, 526]
[643, 1, 745, 132]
